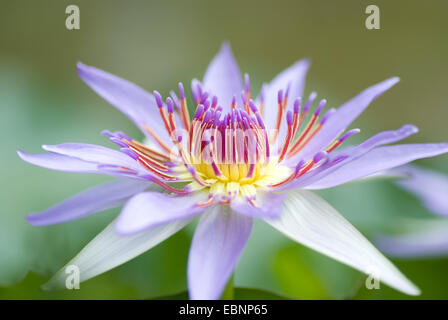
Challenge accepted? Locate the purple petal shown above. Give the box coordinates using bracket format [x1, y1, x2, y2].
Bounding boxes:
[393, 165, 448, 217]
[376, 221, 448, 258]
[306, 143, 448, 189]
[42, 143, 145, 174]
[188, 207, 252, 300]
[203, 43, 243, 112]
[231, 192, 286, 219]
[77, 62, 172, 145]
[17, 150, 99, 173]
[27, 180, 149, 226]
[297, 77, 400, 162]
[115, 191, 209, 235]
[261, 59, 310, 137]
[279, 124, 418, 190]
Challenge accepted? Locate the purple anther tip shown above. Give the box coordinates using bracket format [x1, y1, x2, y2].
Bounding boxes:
[277, 90, 284, 104]
[142, 174, 154, 182]
[166, 97, 174, 113]
[214, 111, 222, 124]
[248, 99, 258, 113]
[153, 90, 163, 108]
[121, 148, 139, 160]
[313, 151, 327, 163]
[295, 160, 305, 171]
[314, 99, 327, 116]
[256, 113, 265, 129]
[304, 92, 317, 112]
[187, 165, 196, 174]
[211, 95, 218, 107]
[340, 128, 361, 142]
[320, 108, 336, 125]
[101, 130, 113, 137]
[242, 118, 249, 129]
[203, 109, 212, 123]
[111, 138, 129, 148]
[293, 98, 301, 114]
[203, 100, 211, 111]
[116, 131, 131, 141]
[201, 92, 209, 103]
[178, 82, 185, 100]
[286, 110, 293, 125]
[194, 105, 205, 119]
[177, 135, 183, 143]
[216, 106, 223, 113]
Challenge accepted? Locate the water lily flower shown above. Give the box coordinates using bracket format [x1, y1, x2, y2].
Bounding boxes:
[376, 165, 448, 258]
[18, 43, 448, 299]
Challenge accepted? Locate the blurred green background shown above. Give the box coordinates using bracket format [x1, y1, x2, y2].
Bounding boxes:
[1, 0, 448, 299]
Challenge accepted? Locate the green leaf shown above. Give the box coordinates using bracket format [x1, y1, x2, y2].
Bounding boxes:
[273, 246, 327, 299]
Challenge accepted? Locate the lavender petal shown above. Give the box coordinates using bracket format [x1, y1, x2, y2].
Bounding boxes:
[115, 191, 209, 235]
[306, 143, 448, 190]
[392, 165, 448, 217]
[27, 180, 149, 226]
[77, 62, 173, 146]
[188, 206, 252, 300]
[297, 77, 400, 162]
[17, 150, 99, 173]
[261, 59, 310, 139]
[203, 43, 243, 112]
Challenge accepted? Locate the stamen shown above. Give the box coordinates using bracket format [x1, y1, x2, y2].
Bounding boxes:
[271, 89, 284, 142]
[326, 129, 361, 153]
[278, 111, 294, 162]
[292, 98, 301, 137]
[288, 99, 327, 157]
[121, 148, 139, 160]
[195, 197, 215, 208]
[187, 165, 213, 187]
[166, 97, 177, 132]
[153, 91, 172, 135]
[142, 124, 172, 153]
[178, 82, 191, 130]
[144, 175, 189, 195]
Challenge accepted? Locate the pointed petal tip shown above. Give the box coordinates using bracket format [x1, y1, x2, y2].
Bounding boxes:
[76, 61, 86, 69]
[384, 76, 400, 88]
[16, 150, 37, 164]
[76, 62, 90, 77]
[217, 42, 237, 62]
[403, 283, 421, 296]
[220, 41, 232, 51]
[403, 124, 419, 134]
[16, 149, 25, 159]
[25, 213, 40, 226]
[294, 58, 311, 69]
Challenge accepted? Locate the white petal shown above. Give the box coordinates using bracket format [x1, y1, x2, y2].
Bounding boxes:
[264, 190, 420, 296]
[43, 217, 192, 289]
